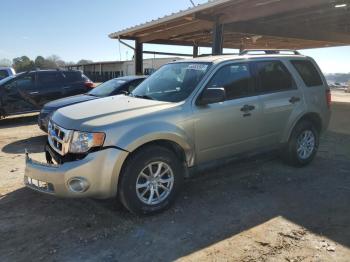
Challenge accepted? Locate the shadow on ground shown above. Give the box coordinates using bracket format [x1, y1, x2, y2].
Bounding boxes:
[0, 114, 39, 128]
[1, 135, 47, 154]
[0, 151, 349, 261]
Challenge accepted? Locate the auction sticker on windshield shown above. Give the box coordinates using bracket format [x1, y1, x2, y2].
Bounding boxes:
[187, 64, 209, 71]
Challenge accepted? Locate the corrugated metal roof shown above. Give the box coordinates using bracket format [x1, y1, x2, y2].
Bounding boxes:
[109, 0, 232, 39]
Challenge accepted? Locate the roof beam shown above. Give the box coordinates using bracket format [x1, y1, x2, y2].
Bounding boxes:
[139, 20, 213, 43]
[225, 22, 350, 45]
[219, 0, 332, 24]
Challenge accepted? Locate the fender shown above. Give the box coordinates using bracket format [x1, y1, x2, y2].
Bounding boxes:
[282, 111, 322, 143]
[112, 121, 195, 167]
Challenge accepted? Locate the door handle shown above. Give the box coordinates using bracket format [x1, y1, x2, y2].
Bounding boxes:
[289, 96, 301, 104]
[29, 91, 39, 95]
[240, 104, 255, 112]
[63, 86, 71, 89]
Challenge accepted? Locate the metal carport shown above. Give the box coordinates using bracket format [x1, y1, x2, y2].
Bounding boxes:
[109, 0, 350, 74]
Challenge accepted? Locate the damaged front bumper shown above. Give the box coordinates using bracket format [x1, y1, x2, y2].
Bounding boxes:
[24, 147, 129, 199]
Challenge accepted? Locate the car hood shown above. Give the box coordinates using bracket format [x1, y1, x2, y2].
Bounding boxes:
[52, 95, 177, 131]
[44, 94, 97, 110]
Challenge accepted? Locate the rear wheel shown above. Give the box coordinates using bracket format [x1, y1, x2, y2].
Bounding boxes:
[284, 120, 319, 167]
[118, 145, 184, 215]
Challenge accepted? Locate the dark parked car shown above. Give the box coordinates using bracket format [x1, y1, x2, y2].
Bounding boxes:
[38, 75, 146, 131]
[0, 69, 93, 119]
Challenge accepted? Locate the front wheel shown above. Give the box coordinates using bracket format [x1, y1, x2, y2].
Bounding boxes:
[284, 121, 319, 167]
[118, 145, 184, 215]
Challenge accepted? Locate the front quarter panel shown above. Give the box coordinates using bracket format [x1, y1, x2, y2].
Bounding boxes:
[104, 110, 196, 167]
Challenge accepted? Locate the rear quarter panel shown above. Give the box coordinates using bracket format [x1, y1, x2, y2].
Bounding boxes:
[282, 58, 331, 142]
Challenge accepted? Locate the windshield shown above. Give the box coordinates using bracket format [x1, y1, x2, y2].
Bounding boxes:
[131, 62, 211, 102]
[88, 78, 127, 97]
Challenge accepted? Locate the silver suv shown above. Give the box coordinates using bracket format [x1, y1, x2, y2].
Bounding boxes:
[25, 50, 331, 215]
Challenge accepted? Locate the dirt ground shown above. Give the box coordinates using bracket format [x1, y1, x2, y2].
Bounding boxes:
[0, 90, 349, 262]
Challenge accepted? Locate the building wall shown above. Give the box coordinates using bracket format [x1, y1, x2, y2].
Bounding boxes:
[66, 57, 182, 82]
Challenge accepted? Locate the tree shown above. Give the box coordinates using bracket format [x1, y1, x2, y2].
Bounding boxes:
[34, 56, 45, 69]
[0, 58, 12, 67]
[12, 56, 35, 72]
[56, 59, 66, 67]
[45, 55, 61, 68]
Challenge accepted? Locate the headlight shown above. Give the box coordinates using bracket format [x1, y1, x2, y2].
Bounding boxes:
[69, 131, 105, 153]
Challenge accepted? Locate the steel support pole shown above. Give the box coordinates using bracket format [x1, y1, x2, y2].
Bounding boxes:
[193, 44, 199, 57]
[135, 40, 143, 75]
[212, 21, 223, 55]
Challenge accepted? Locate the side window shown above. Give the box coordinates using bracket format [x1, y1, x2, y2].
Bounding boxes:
[16, 74, 35, 89]
[206, 63, 255, 100]
[37, 72, 63, 88]
[291, 60, 323, 87]
[63, 72, 82, 83]
[12, 74, 35, 89]
[255, 61, 295, 93]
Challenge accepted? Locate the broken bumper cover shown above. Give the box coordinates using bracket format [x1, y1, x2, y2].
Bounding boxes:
[24, 148, 128, 199]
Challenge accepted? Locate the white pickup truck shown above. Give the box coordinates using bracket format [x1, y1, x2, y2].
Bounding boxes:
[0, 67, 16, 80]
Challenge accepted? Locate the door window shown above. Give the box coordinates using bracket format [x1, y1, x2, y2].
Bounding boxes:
[291, 60, 323, 87]
[255, 61, 295, 93]
[5, 74, 35, 90]
[206, 63, 255, 100]
[16, 74, 35, 89]
[63, 71, 82, 83]
[37, 72, 64, 89]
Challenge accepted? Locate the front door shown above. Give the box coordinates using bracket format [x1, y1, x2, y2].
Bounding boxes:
[36, 71, 65, 106]
[1, 72, 38, 114]
[193, 62, 263, 164]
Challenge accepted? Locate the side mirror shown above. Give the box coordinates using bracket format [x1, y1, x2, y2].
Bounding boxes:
[197, 87, 226, 106]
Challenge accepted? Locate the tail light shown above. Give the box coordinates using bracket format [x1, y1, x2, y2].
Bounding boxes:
[84, 81, 94, 89]
[325, 89, 331, 108]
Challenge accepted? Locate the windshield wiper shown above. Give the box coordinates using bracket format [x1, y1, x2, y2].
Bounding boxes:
[130, 94, 154, 100]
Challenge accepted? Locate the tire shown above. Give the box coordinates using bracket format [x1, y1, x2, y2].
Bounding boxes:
[118, 145, 184, 215]
[284, 120, 319, 167]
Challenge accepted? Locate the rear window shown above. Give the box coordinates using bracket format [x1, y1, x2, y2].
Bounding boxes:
[291, 60, 323, 87]
[63, 71, 82, 82]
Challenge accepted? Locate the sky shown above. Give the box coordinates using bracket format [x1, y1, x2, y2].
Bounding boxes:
[1, 0, 349, 74]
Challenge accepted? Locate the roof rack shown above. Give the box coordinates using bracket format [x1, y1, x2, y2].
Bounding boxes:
[239, 49, 301, 56]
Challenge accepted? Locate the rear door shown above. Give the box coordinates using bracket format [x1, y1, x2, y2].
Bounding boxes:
[62, 71, 87, 96]
[37, 71, 65, 105]
[1, 72, 39, 114]
[253, 60, 304, 146]
[290, 59, 329, 112]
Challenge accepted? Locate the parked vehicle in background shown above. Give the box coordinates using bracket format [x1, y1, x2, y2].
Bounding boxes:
[0, 69, 93, 118]
[25, 50, 331, 215]
[0, 67, 16, 80]
[38, 76, 146, 131]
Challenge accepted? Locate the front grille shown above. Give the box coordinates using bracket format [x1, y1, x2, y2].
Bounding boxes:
[48, 121, 72, 156]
